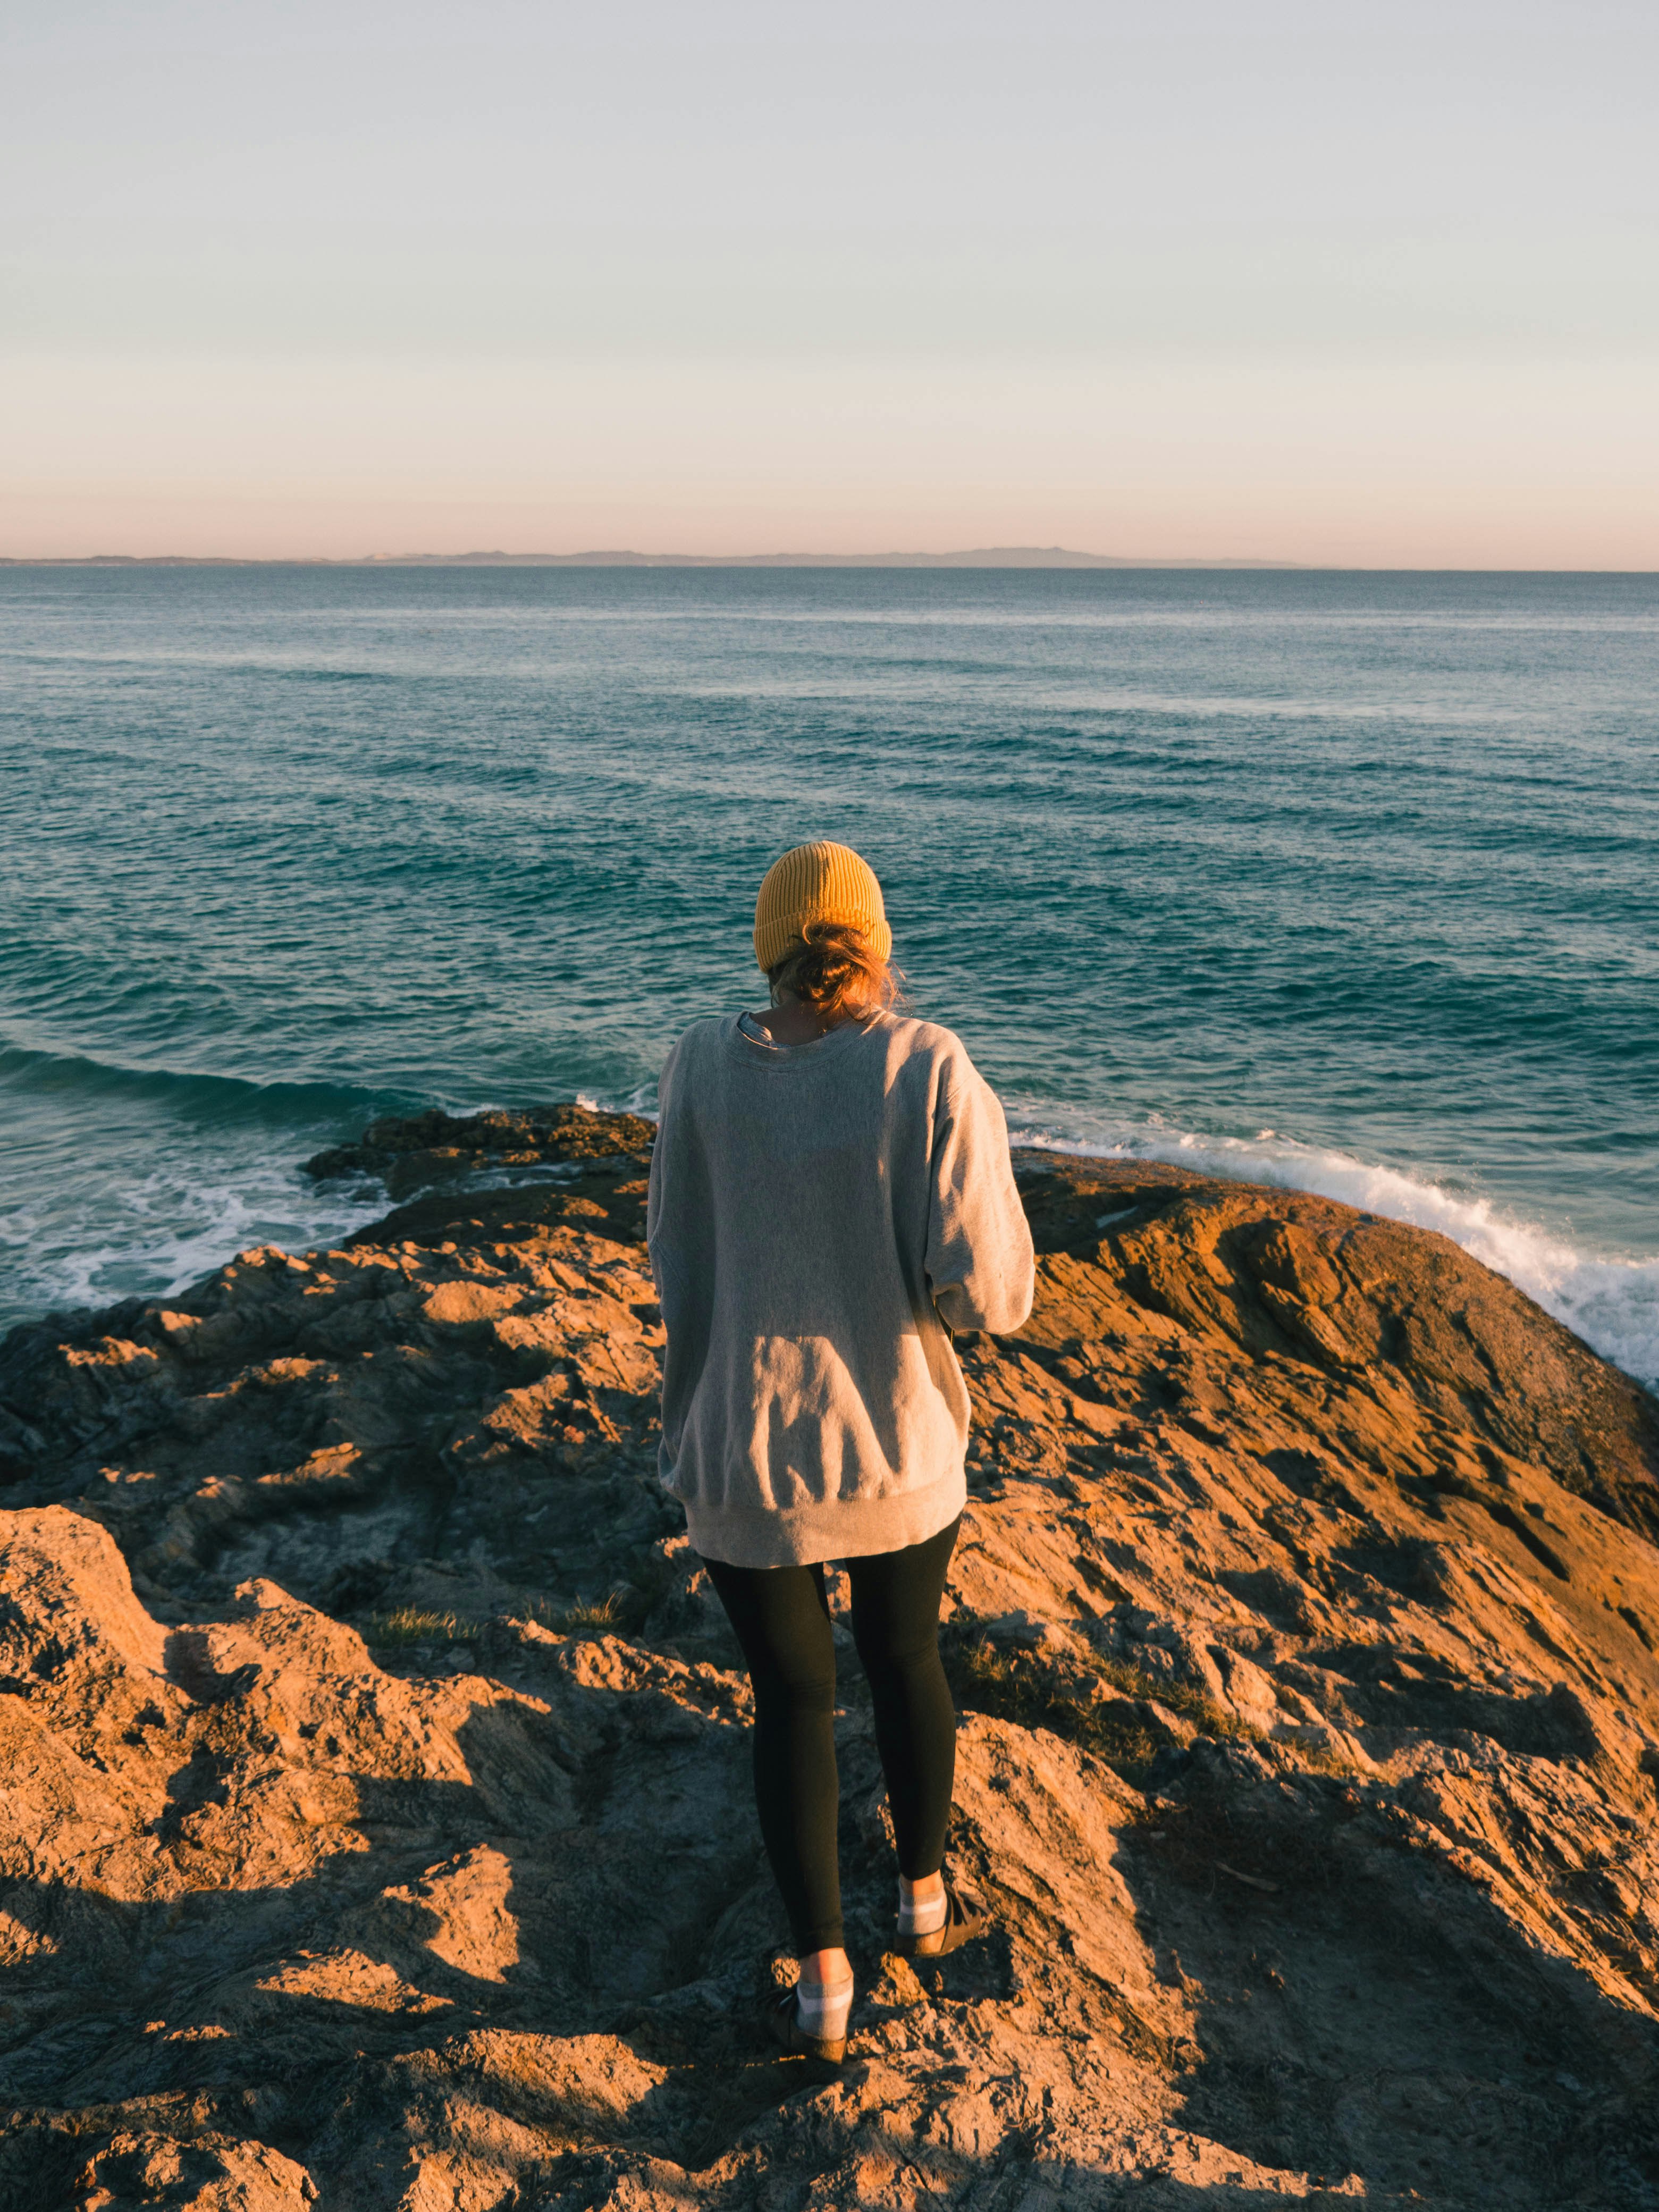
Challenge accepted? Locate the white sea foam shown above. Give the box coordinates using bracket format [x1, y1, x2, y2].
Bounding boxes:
[1006, 1114, 1659, 1393]
[1, 1159, 391, 1326]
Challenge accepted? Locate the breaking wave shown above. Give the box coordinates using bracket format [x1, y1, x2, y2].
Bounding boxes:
[1006, 1112, 1659, 1394]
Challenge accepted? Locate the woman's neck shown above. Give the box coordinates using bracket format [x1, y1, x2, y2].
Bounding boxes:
[747, 996, 842, 1047]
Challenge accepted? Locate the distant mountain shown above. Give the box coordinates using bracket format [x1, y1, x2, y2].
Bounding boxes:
[364, 546, 1297, 569]
[1, 546, 1298, 570]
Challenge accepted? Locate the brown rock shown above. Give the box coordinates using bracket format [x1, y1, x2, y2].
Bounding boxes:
[1, 1118, 1657, 2208]
[73, 2130, 314, 2210]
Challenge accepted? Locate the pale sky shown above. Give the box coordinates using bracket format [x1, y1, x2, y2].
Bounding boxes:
[3, 0, 1655, 565]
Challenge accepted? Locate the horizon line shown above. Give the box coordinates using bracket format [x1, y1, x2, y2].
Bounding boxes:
[2, 548, 1656, 573]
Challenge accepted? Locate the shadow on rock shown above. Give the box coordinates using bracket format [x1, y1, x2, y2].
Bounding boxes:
[1112, 1759, 1659, 2210]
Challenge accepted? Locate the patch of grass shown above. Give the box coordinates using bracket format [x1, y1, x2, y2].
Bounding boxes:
[370, 1583, 654, 1655]
[365, 1605, 475, 1649]
[950, 1637, 1161, 1779]
[1087, 1649, 1247, 1735]
[945, 1625, 1260, 1783]
[520, 1588, 637, 1635]
[1290, 1739, 1366, 1779]
[553, 1591, 629, 1633]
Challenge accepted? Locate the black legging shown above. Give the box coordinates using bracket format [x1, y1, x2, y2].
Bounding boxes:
[703, 1517, 960, 1956]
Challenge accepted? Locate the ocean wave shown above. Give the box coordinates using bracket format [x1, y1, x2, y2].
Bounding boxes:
[0, 1040, 408, 1132]
[0, 1158, 392, 1328]
[0, 1042, 418, 1332]
[1005, 1113, 1659, 1394]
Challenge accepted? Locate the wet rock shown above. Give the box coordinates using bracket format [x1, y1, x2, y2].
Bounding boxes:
[303, 1101, 658, 1195]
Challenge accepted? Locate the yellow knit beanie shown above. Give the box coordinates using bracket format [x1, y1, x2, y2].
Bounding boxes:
[753, 840, 892, 973]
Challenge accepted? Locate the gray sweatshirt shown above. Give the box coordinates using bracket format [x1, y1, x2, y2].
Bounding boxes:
[646, 1011, 1035, 1568]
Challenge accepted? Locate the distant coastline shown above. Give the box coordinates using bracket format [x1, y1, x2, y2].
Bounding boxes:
[1, 546, 1300, 570]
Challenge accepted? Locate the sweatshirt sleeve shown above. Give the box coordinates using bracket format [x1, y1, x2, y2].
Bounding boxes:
[644, 1040, 672, 1284]
[645, 1030, 689, 1303]
[923, 1066, 1035, 1335]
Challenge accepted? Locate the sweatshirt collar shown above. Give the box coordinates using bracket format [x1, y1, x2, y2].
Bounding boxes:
[723, 1010, 882, 1069]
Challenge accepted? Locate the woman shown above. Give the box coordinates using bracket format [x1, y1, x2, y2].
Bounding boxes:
[646, 840, 1035, 2066]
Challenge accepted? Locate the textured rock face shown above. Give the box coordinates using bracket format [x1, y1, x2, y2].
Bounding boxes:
[300, 1103, 661, 1206]
[2, 1112, 1658, 2209]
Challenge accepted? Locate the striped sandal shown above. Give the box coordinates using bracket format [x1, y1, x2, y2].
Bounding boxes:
[767, 1976, 852, 2069]
[895, 1883, 991, 1959]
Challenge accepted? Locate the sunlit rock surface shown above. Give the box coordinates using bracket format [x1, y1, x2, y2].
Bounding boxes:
[2, 1106, 1657, 2209]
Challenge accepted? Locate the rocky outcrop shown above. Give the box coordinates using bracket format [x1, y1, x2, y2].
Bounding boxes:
[300, 1104, 660, 1205]
[1, 1108, 1657, 2209]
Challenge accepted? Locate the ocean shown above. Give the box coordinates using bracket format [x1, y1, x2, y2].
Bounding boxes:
[2, 563, 1655, 1388]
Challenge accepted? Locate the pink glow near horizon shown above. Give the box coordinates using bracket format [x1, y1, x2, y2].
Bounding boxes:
[4, 2, 1656, 568]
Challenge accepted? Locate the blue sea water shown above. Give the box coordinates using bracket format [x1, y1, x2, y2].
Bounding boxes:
[2, 563, 1656, 1386]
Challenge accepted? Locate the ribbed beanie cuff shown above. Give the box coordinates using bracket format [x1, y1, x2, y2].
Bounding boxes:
[753, 841, 892, 972]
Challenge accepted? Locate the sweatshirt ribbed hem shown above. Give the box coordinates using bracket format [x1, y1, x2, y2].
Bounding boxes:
[684, 1467, 967, 1569]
